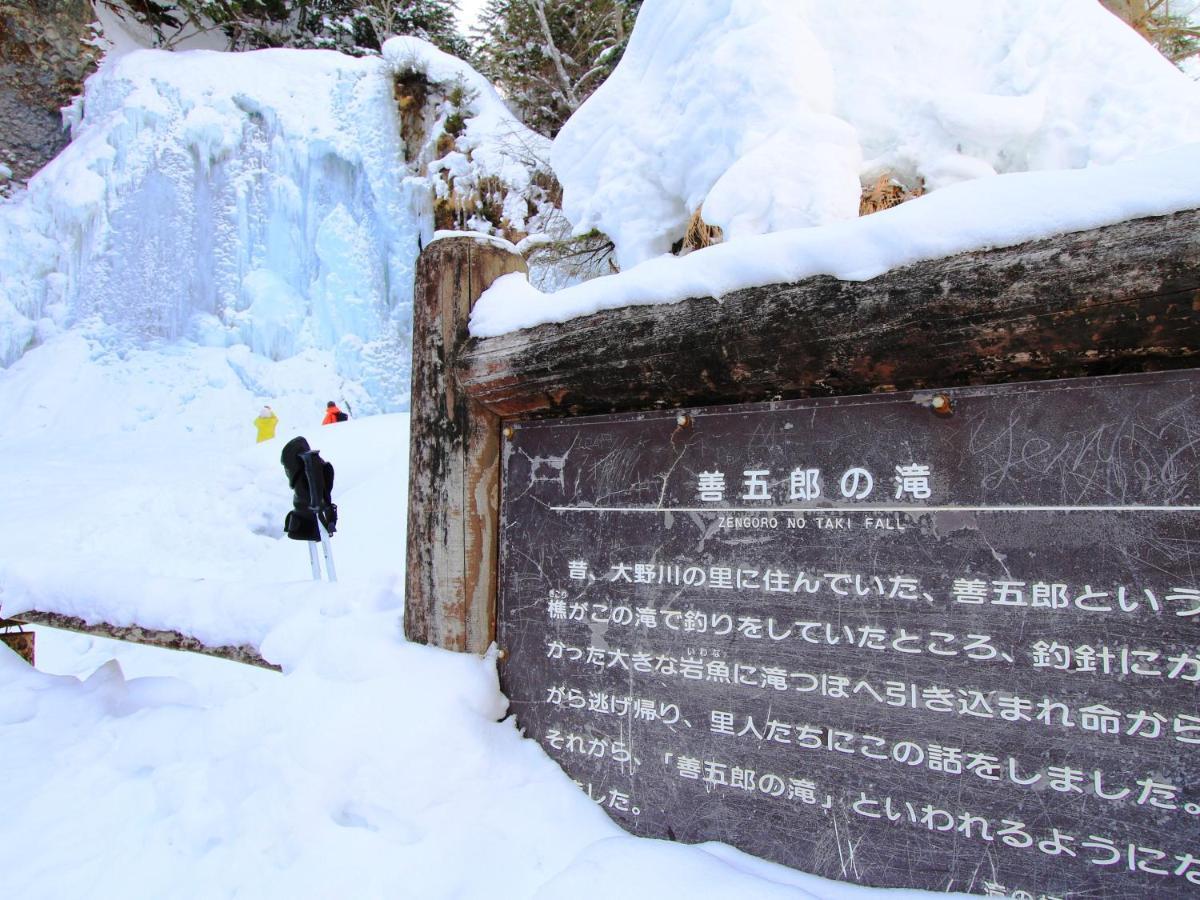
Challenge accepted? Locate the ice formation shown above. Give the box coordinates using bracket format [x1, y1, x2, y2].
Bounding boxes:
[0, 37, 549, 412]
[553, 0, 1200, 270]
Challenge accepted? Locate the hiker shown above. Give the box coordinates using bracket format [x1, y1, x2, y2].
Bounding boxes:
[254, 405, 279, 443]
[322, 400, 348, 425]
[280, 436, 337, 541]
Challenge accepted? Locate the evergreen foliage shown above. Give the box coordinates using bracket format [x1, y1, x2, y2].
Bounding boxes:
[97, 0, 467, 56]
[471, 0, 642, 136]
[1102, 0, 1200, 66]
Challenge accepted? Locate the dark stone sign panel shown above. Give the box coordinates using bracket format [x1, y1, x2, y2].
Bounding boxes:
[496, 371, 1200, 899]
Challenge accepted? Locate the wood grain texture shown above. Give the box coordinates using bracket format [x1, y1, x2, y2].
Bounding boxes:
[403, 236, 527, 652]
[461, 209, 1200, 419]
[11, 611, 279, 671]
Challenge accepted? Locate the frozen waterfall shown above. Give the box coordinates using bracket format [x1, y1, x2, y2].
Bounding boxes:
[0, 38, 548, 413]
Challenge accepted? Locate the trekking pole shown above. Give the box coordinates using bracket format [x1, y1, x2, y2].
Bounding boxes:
[316, 518, 337, 582]
[308, 542, 322, 581]
[300, 449, 338, 582]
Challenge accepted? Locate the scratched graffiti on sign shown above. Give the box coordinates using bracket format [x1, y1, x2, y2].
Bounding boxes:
[497, 371, 1200, 899]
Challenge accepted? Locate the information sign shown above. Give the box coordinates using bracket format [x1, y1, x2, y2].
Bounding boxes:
[498, 371, 1200, 898]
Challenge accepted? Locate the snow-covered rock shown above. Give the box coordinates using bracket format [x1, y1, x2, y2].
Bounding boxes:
[553, 0, 1200, 270]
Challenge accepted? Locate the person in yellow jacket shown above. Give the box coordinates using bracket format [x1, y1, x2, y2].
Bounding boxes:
[254, 405, 279, 443]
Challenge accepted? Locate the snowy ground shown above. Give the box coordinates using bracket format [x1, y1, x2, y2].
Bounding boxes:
[0, 335, 959, 899]
[6, 3, 1196, 895]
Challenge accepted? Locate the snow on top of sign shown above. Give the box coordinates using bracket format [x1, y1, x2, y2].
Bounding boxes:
[469, 141, 1200, 337]
[468, 0, 1200, 338]
[553, 0, 1200, 271]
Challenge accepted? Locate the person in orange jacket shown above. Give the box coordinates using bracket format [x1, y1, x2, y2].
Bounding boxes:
[322, 401, 347, 425]
[254, 405, 278, 443]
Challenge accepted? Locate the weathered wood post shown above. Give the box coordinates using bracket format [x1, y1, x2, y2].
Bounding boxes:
[404, 235, 527, 653]
[437, 209, 1200, 897]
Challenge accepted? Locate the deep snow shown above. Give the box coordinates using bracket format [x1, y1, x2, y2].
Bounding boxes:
[552, 0, 1200, 270]
[472, 0, 1200, 337]
[3, 2, 1198, 896]
[0, 336, 957, 900]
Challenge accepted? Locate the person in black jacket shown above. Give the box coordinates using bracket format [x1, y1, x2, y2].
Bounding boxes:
[280, 436, 337, 541]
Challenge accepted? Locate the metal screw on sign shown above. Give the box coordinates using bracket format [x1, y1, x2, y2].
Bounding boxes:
[672, 413, 693, 445]
[931, 393, 954, 416]
[503, 426, 515, 440]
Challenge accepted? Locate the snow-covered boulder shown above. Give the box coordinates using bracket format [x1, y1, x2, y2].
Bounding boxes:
[553, 0, 1200, 270]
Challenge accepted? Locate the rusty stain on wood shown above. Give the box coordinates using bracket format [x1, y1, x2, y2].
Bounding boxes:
[10, 611, 279, 671]
[404, 235, 526, 653]
[1, 618, 35, 665]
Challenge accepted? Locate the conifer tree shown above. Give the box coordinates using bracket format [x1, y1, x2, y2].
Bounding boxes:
[358, 0, 465, 54]
[97, 0, 466, 56]
[1101, 0, 1199, 66]
[472, 0, 642, 136]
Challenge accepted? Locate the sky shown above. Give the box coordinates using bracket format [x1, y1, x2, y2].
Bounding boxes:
[457, 0, 488, 32]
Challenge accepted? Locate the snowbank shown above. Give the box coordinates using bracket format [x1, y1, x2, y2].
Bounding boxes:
[0, 38, 547, 413]
[0, 334, 952, 900]
[553, 0, 1200, 270]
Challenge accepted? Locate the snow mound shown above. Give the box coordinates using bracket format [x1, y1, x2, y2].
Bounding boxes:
[384, 37, 552, 231]
[553, 0, 1200, 269]
[471, 142, 1200, 337]
[0, 333, 945, 899]
[0, 39, 548, 413]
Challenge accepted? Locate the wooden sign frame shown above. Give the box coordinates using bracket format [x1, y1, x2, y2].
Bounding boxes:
[404, 209, 1200, 654]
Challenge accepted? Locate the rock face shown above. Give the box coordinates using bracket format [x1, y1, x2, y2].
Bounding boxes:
[0, 0, 99, 188]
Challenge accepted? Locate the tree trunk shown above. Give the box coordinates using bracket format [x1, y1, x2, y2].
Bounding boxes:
[11, 611, 280, 671]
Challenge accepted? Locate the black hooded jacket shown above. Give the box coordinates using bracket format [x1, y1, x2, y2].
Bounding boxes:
[280, 436, 337, 541]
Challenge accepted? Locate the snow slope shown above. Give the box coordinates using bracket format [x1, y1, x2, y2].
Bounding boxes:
[0, 337, 956, 900]
[553, 0, 1200, 270]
